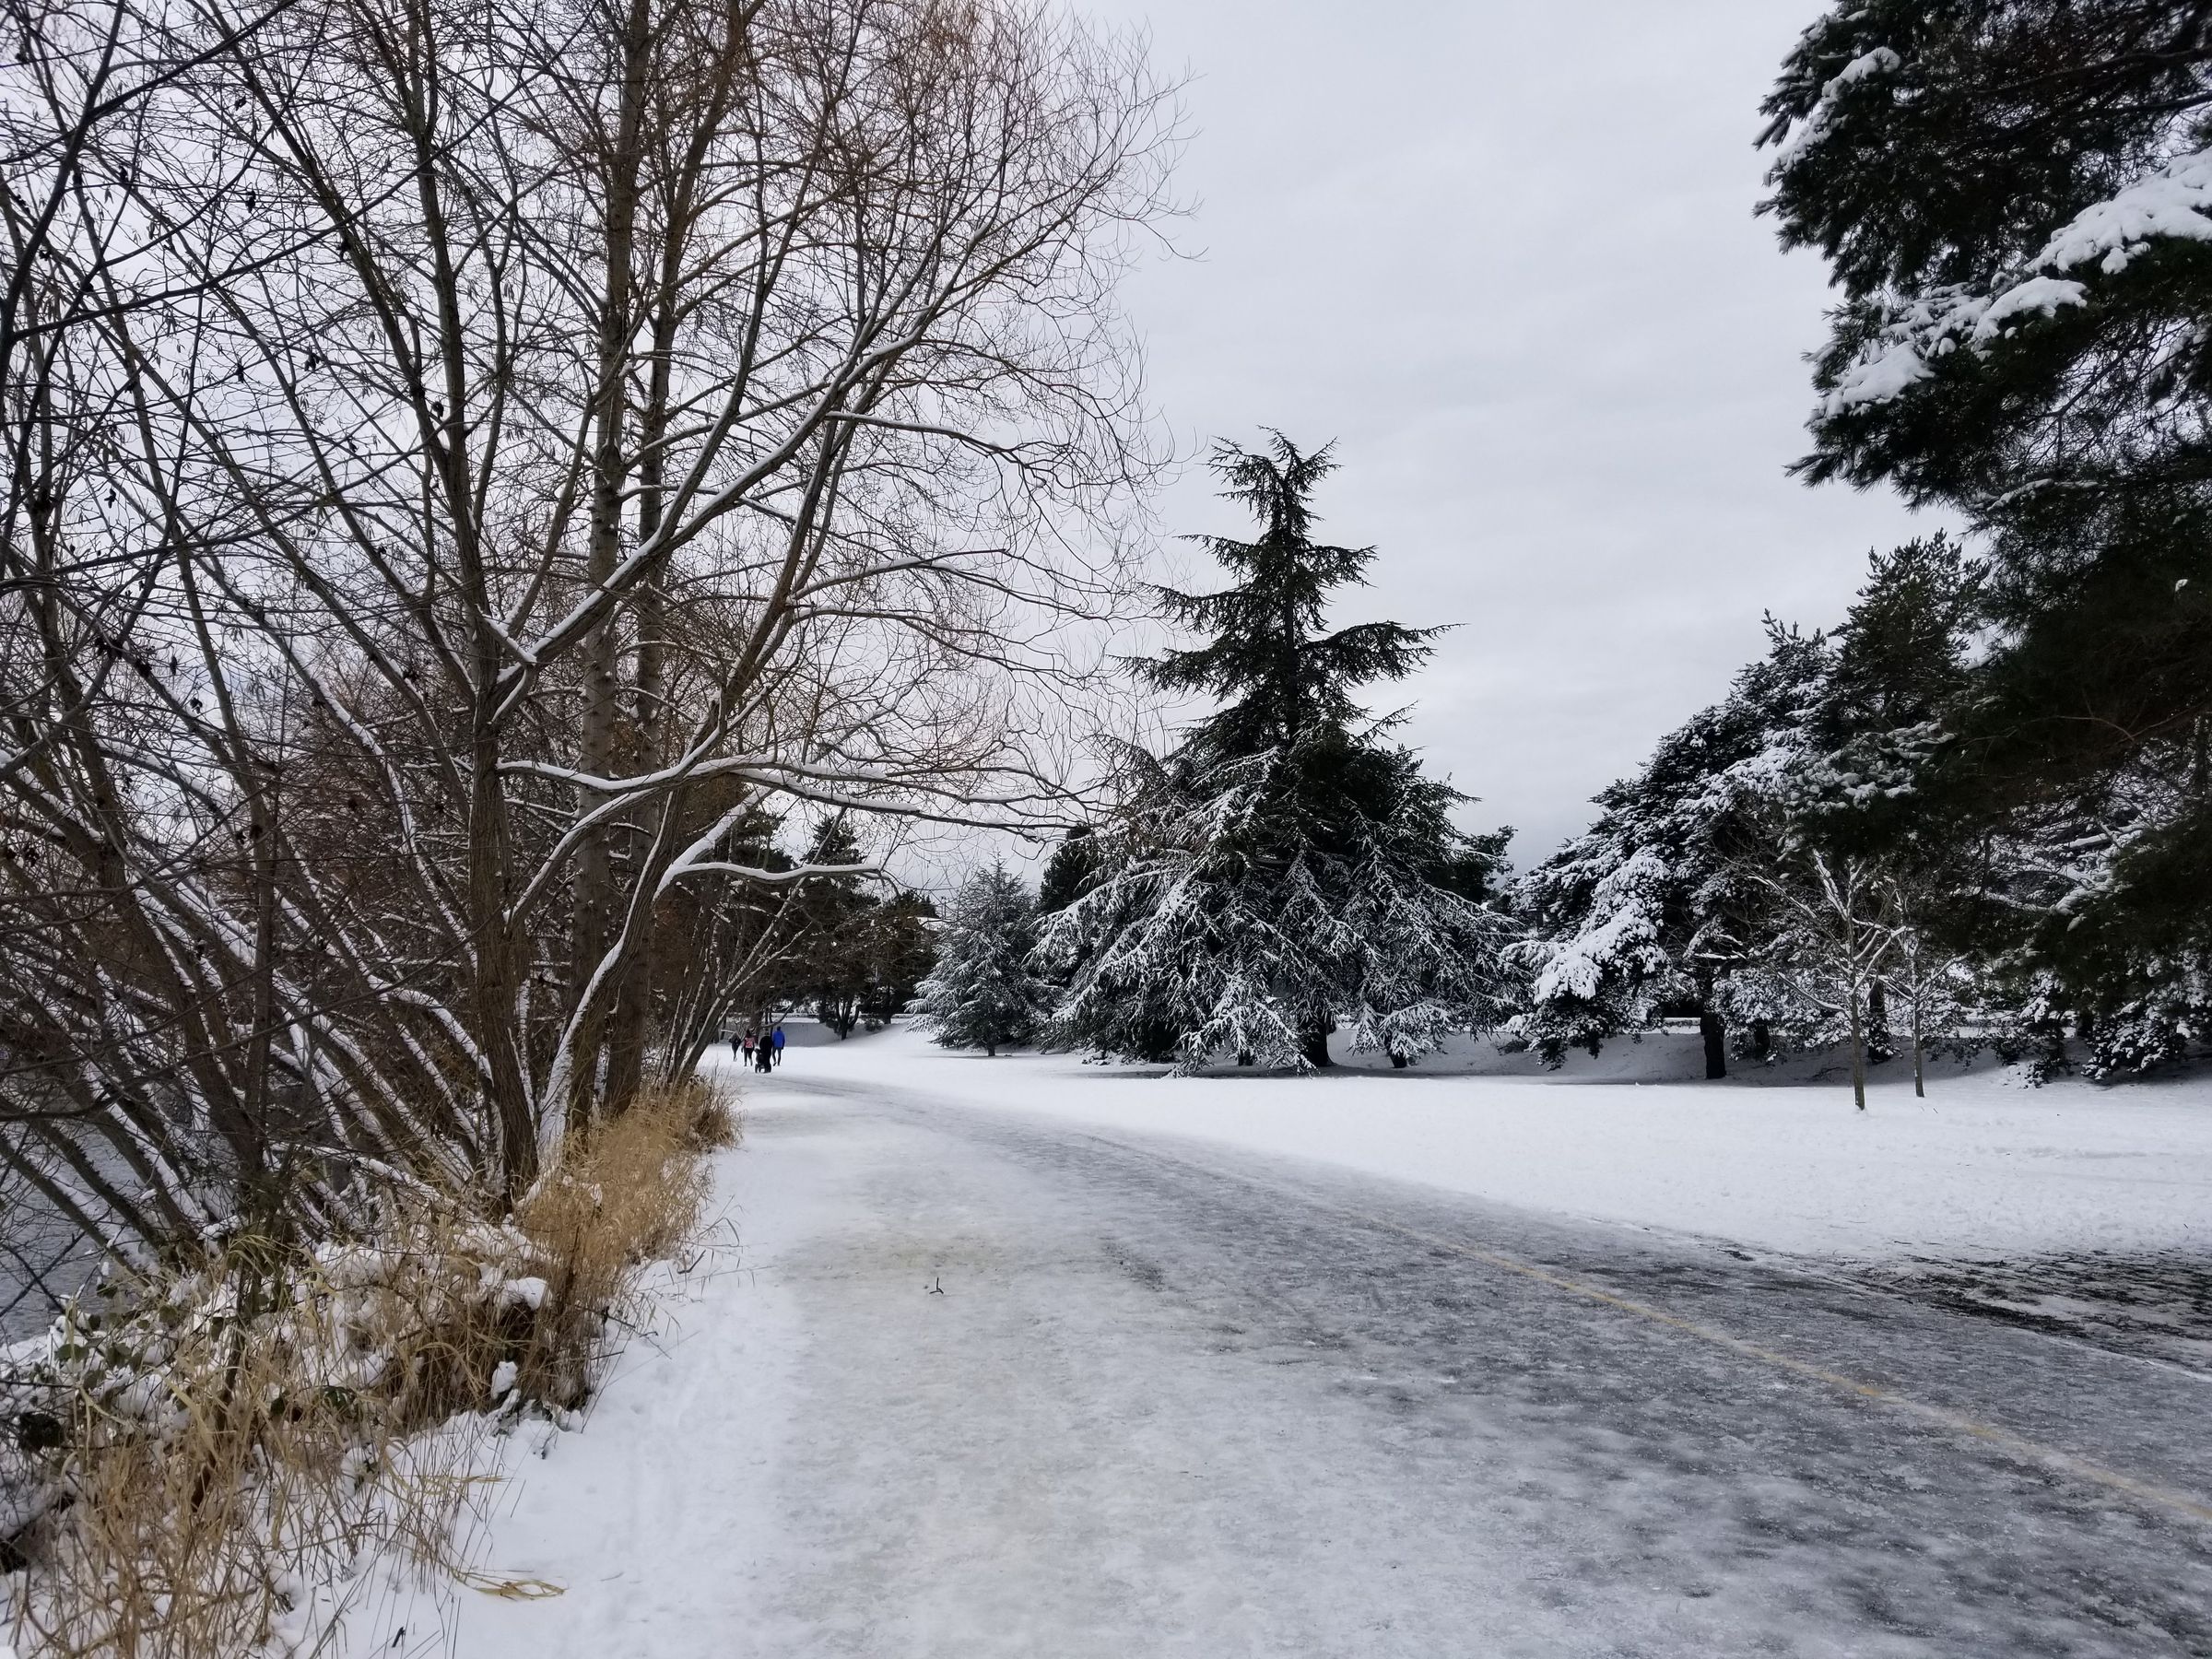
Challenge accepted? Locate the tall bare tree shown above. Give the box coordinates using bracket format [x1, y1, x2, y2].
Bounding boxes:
[0, 0, 1174, 1280]
[1726, 843, 1897, 1112]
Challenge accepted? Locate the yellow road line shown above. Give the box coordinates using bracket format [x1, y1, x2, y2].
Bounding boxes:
[1331, 1202, 2212, 1527]
[1088, 1127, 2212, 1529]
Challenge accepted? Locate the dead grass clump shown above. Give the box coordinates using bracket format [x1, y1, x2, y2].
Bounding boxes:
[1, 1233, 502, 1658]
[511, 1081, 736, 1406]
[675, 1077, 742, 1155]
[0, 1078, 735, 1658]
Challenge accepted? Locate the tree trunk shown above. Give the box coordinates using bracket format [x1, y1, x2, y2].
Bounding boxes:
[1300, 1020, 1332, 1069]
[600, 206, 689, 1118]
[568, 0, 654, 1129]
[1848, 983, 1867, 1112]
[604, 973, 650, 1112]
[1700, 1009, 1727, 1080]
[470, 730, 537, 1198]
[1912, 991, 1926, 1099]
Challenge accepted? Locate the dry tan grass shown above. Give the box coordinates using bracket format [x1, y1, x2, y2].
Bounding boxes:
[1, 1080, 737, 1658]
[512, 1078, 738, 1407]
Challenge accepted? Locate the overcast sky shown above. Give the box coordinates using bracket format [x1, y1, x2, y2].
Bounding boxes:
[1076, 0, 1934, 863]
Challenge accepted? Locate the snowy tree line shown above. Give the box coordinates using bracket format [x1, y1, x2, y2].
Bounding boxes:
[0, 0, 1171, 1302]
[925, 519, 2204, 1096]
[921, 472, 1987, 1099]
[924, 1, 2212, 1092]
[1512, 537, 1993, 1103]
[1521, 0, 2212, 1091]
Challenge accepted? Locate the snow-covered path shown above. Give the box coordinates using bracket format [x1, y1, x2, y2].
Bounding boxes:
[459, 1051, 2212, 1657]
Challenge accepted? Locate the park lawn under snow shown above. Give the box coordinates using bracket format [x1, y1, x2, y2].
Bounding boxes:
[794, 1023, 2212, 1264]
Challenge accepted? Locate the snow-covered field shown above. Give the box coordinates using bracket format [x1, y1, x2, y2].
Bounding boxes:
[787, 1023, 2212, 1264]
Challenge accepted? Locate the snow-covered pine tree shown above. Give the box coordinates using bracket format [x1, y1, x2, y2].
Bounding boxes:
[1969, 773, 2212, 1079]
[1507, 623, 1830, 1073]
[1761, 4, 2212, 1074]
[1042, 437, 1513, 1072]
[1037, 828, 1102, 917]
[912, 865, 1051, 1055]
[1788, 535, 1994, 1088]
[1796, 536, 1977, 839]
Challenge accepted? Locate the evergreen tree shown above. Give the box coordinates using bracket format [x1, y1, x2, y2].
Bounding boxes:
[858, 891, 940, 1029]
[1037, 828, 1102, 916]
[786, 818, 878, 1038]
[1509, 622, 1830, 1072]
[912, 865, 1050, 1055]
[1761, 3, 2212, 1069]
[1044, 437, 1512, 1071]
[1790, 535, 2004, 1081]
[1969, 763, 2212, 1078]
[1034, 827, 1103, 1005]
[1798, 535, 1978, 841]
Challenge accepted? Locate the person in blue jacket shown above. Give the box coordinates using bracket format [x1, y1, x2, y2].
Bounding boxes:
[769, 1024, 787, 1068]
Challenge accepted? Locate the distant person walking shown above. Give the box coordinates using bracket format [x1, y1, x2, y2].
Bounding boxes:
[741, 1030, 757, 1068]
[771, 1025, 787, 1068]
[756, 1030, 774, 1073]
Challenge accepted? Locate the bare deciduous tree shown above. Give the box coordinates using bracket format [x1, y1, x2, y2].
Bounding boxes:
[1725, 843, 1896, 1111]
[0, 0, 1174, 1281]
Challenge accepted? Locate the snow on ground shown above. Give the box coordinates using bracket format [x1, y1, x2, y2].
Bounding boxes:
[450, 1041, 2212, 1658]
[784, 1023, 2212, 1264]
[440, 1244, 808, 1658]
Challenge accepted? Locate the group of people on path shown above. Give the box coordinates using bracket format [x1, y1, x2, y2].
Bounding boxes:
[734, 1024, 785, 1073]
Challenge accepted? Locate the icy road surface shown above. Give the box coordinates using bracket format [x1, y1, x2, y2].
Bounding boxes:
[463, 1064, 2212, 1658]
